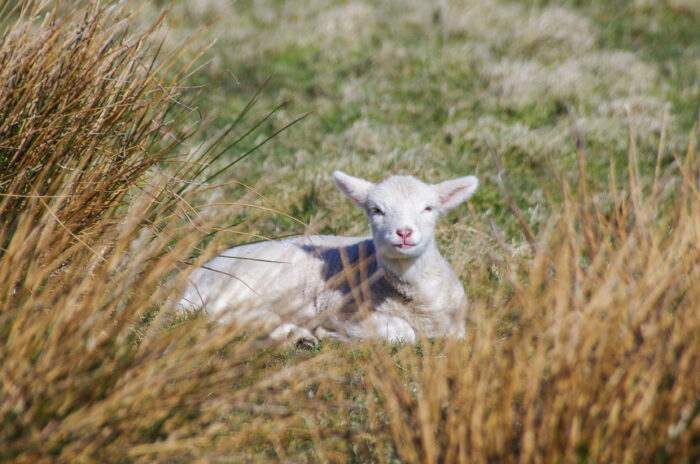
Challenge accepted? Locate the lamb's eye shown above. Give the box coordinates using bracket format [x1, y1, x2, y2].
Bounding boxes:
[423, 206, 435, 213]
[370, 206, 384, 216]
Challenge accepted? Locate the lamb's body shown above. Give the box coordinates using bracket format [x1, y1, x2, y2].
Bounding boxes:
[178, 171, 478, 344]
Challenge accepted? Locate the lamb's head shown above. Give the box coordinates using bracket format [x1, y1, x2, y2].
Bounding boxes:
[333, 171, 478, 261]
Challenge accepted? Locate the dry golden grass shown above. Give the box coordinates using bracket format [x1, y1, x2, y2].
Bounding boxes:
[0, 1, 698, 463]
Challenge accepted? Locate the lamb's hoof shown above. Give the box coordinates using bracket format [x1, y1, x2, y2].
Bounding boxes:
[296, 337, 318, 350]
[270, 323, 318, 349]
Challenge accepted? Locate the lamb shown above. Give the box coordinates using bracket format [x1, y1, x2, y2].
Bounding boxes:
[177, 171, 478, 346]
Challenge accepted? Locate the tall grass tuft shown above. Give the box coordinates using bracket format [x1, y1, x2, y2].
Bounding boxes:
[0, 1, 244, 460]
[0, 2, 193, 243]
[0, 2, 309, 461]
[0, 1, 697, 462]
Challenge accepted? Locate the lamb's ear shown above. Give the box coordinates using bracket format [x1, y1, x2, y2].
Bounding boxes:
[333, 171, 374, 208]
[433, 176, 478, 212]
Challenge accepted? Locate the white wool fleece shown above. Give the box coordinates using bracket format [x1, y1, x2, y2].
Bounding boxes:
[178, 171, 478, 346]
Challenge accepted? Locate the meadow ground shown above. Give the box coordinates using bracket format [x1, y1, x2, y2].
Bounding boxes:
[1, 0, 698, 462]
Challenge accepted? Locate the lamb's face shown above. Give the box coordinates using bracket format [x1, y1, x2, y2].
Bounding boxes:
[333, 171, 478, 262]
[365, 176, 440, 259]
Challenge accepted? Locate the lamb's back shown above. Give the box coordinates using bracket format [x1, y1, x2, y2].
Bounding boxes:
[178, 235, 373, 316]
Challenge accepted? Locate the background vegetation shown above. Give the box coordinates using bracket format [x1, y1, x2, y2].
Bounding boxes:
[1, 0, 698, 462]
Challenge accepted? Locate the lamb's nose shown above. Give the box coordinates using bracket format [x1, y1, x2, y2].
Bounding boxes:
[396, 228, 413, 239]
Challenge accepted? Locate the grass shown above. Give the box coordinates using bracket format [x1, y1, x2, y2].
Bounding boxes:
[140, 0, 699, 242]
[1, 0, 698, 462]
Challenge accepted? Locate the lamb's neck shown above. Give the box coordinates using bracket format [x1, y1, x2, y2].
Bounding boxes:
[378, 241, 447, 297]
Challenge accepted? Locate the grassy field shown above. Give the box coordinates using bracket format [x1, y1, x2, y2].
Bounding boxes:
[149, 0, 700, 235]
[1, 0, 699, 462]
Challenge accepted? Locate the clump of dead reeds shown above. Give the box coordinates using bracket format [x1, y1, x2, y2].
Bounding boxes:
[0, 2, 310, 462]
[0, 2, 190, 240]
[0, 1, 697, 463]
[0, 1, 223, 460]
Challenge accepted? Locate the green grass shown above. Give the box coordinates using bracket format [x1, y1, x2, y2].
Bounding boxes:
[147, 0, 698, 249]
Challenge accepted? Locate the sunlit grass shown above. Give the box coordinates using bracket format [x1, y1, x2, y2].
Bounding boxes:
[144, 0, 698, 240]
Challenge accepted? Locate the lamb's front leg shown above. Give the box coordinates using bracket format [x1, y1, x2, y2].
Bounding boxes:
[349, 312, 416, 343]
[230, 304, 318, 348]
[269, 322, 319, 348]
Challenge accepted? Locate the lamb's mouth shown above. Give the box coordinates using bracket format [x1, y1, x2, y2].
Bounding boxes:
[394, 243, 416, 250]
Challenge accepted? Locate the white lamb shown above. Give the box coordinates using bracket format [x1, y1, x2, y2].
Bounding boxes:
[178, 171, 478, 346]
